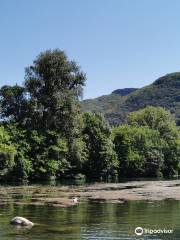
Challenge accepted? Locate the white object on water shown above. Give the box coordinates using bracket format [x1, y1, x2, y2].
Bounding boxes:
[10, 216, 34, 227]
[72, 197, 78, 203]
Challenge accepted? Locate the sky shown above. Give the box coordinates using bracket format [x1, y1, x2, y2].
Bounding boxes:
[0, 0, 180, 99]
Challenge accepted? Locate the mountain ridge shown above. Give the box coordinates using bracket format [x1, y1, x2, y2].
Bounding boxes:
[81, 72, 180, 125]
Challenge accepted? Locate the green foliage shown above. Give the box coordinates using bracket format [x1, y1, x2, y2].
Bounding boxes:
[0, 49, 85, 182]
[27, 130, 70, 181]
[81, 94, 125, 114]
[81, 89, 138, 115]
[113, 107, 180, 177]
[128, 106, 177, 138]
[24, 49, 85, 133]
[5, 124, 32, 182]
[0, 85, 28, 124]
[82, 112, 118, 179]
[113, 125, 163, 177]
[127, 106, 180, 176]
[0, 126, 16, 179]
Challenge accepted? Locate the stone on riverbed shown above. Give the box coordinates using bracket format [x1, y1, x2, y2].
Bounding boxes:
[10, 216, 34, 227]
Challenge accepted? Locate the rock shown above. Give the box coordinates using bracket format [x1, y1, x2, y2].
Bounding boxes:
[10, 216, 34, 227]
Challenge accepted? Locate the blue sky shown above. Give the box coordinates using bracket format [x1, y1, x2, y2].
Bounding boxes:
[0, 0, 180, 99]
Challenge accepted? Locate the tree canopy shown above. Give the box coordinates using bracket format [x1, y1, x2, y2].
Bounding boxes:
[113, 107, 180, 177]
[82, 112, 118, 179]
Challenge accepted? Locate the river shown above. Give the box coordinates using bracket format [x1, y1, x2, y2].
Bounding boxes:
[0, 181, 180, 239]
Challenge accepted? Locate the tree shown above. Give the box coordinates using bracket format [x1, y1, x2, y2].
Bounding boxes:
[127, 106, 177, 139]
[0, 126, 17, 180]
[0, 48, 86, 144]
[28, 130, 70, 181]
[0, 85, 28, 125]
[0, 49, 86, 182]
[113, 125, 164, 177]
[24, 49, 86, 134]
[5, 124, 32, 182]
[127, 106, 180, 176]
[24, 49, 86, 180]
[82, 112, 118, 180]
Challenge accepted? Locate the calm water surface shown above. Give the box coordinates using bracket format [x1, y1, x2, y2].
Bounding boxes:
[0, 199, 180, 240]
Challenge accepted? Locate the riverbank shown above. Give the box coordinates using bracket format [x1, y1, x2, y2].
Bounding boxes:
[0, 180, 180, 207]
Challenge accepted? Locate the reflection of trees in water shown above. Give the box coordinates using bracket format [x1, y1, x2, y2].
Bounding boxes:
[0, 198, 180, 239]
[77, 201, 180, 239]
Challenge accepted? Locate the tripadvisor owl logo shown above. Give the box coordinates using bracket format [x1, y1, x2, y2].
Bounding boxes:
[135, 227, 173, 236]
[135, 227, 143, 236]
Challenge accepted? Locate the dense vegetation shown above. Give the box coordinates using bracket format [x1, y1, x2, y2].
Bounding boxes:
[81, 88, 137, 115]
[81, 93, 125, 114]
[0, 49, 179, 182]
[82, 72, 180, 126]
[113, 107, 180, 177]
[0, 49, 118, 182]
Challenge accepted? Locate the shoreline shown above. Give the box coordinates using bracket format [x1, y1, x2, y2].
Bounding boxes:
[0, 180, 180, 207]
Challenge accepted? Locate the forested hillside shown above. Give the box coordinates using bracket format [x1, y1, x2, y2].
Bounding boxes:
[81, 88, 137, 114]
[82, 73, 180, 126]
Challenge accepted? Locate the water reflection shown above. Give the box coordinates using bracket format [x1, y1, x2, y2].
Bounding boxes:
[0, 200, 180, 239]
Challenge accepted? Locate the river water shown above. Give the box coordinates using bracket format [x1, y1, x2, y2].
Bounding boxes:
[0, 199, 180, 239]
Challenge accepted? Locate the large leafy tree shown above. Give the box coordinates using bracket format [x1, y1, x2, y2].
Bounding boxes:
[24, 49, 85, 134]
[0, 49, 86, 132]
[0, 49, 86, 181]
[23, 49, 86, 180]
[121, 107, 180, 177]
[27, 130, 70, 181]
[127, 106, 177, 139]
[113, 125, 164, 177]
[82, 112, 118, 180]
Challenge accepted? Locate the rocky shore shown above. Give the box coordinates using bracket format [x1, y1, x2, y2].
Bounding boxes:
[0, 180, 180, 207]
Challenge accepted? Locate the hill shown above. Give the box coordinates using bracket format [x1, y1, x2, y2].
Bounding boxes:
[81, 88, 137, 114]
[81, 72, 180, 125]
[111, 88, 138, 95]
